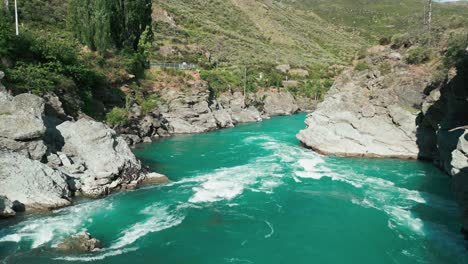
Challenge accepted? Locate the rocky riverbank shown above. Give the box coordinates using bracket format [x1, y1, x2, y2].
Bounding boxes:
[115, 73, 316, 145]
[297, 45, 468, 235]
[0, 72, 167, 218]
[0, 69, 313, 219]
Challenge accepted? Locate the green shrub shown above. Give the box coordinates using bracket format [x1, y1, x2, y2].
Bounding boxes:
[106, 107, 129, 126]
[354, 62, 370, 71]
[406, 47, 432, 65]
[200, 68, 242, 95]
[391, 33, 412, 49]
[443, 34, 468, 69]
[379, 37, 391, 46]
[6, 62, 65, 94]
[140, 95, 159, 114]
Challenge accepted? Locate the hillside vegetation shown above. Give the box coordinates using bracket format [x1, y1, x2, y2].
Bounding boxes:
[0, 0, 467, 122]
[152, 0, 468, 67]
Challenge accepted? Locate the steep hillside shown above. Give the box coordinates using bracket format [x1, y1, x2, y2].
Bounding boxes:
[153, 0, 365, 67]
[286, 0, 468, 41]
[152, 0, 468, 67]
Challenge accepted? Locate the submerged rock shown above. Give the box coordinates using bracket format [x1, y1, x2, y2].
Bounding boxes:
[143, 172, 170, 185]
[57, 232, 102, 253]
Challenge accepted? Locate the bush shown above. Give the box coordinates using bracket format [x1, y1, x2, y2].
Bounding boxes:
[354, 62, 370, 71]
[379, 37, 391, 46]
[200, 68, 242, 95]
[106, 107, 128, 126]
[6, 62, 66, 94]
[443, 34, 468, 69]
[391, 33, 412, 49]
[406, 47, 432, 65]
[140, 95, 159, 114]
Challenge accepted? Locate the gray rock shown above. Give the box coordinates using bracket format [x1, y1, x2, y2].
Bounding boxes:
[0, 196, 15, 218]
[261, 90, 299, 116]
[297, 46, 431, 159]
[0, 94, 46, 141]
[213, 109, 234, 128]
[57, 119, 143, 197]
[47, 153, 62, 167]
[58, 152, 72, 167]
[0, 151, 71, 211]
[121, 134, 142, 146]
[143, 172, 170, 185]
[57, 232, 102, 253]
[0, 137, 47, 161]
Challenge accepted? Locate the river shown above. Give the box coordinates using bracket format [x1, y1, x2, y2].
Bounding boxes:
[0, 113, 466, 263]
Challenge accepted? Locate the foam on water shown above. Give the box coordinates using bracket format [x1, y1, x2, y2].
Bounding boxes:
[110, 203, 184, 249]
[0, 199, 109, 249]
[54, 248, 139, 262]
[1, 117, 464, 263]
[188, 135, 299, 203]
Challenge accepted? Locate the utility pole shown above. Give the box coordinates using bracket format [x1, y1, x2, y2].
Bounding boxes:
[14, 0, 18, 35]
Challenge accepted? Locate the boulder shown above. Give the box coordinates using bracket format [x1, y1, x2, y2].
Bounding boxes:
[0, 196, 16, 218]
[57, 119, 143, 197]
[0, 151, 71, 211]
[0, 94, 46, 141]
[56, 232, 102, 253]
[261, 90, 299, 116]
[143, 172, 170, 185]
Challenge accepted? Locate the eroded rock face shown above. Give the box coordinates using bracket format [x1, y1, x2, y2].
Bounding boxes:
[57, 232, 102, 253]
[119, 78, 312, 141]
[297, 47, 431, 159]
[0, 151, 71, 210]
[57, 119, 144, 197]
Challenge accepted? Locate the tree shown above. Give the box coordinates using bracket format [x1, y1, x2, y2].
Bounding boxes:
[68, 0, 152, 53]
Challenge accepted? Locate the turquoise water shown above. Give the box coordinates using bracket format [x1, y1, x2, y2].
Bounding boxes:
[0, 113, 467, 263]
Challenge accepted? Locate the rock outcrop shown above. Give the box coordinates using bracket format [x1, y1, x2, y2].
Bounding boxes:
[0, 151, 71, 210]
[0, 75, 158, 217]
[297, 46, 431, 159]
[56, 232, 102, 253]
[297, 44, 468, 235]
[56, 119, 145, 197]
[0, 196, 16, 218]
[117, 75, 314, 143]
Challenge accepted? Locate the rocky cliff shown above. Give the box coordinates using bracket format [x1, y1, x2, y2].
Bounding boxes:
[297, 46, 432, 159]
[297, 45, 468, 235]
[0, 72, 162, 218]
[117, 73, 312, 145]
